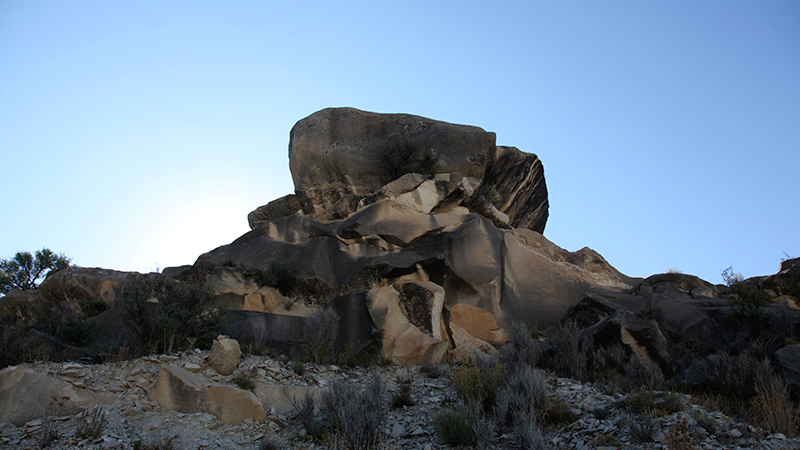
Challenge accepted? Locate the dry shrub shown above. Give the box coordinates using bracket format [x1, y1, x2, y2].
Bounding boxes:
[753, 359, 800, 437]
[450, 361, 505, 412]
[625, 411, 658, 443]
[691, 350, 760, 399]
[494, 366, 548, 429]
[304, 308, 340, 364]
[500, 321, 541, 371]
[513, 411, 546, 450]
[74, 408, 107, 440]
[624, 356, 664, 391]
[432, 407, 476, 446]
[549, 320, 591, 380]
[323, 374, 385, 450]
[666, 414, 699, 450]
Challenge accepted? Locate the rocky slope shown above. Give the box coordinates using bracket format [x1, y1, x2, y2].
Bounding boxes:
[1, 349, 798, 450]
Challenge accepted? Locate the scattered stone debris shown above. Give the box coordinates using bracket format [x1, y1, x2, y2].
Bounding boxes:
[1, 350, 798, 449]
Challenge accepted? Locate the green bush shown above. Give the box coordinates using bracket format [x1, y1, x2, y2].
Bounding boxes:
[241, 261, 295, 296]
[231, 372, 255, 391]
[376, 134, 419, 181]
[622, 390, 684, 417]
[543, 397, 579, 425]
[473, 183, 502, 208]
[726, 282, 770, 332]
[450, 361, 505, 412]
[417, 148, 439, 175]
[119, 274, 223, 354]
[432, 407, 476, 446]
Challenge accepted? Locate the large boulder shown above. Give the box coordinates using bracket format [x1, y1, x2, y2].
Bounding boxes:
[482, 146, 549, 233]
[0, 367, 114, 426]
[449, 304, 509, 347]
[367, 285, 450, 365]
[207, 336, 241, 376]
[775, 345, 800, 398]
[248, 194, 302, 229]
[146, 364, 265, 425]
[37, 267, 132, 307]
[581, 310, 682, 376]
[288, 107, 497, 215]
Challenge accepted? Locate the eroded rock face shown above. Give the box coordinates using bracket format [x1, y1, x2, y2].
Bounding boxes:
[775, 345, 800, 398]
[198, 201, 633, 331]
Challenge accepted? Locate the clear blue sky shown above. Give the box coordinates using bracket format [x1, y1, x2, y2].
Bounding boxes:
[1, 1, 798, 284]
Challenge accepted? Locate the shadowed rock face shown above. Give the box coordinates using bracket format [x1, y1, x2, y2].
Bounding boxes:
[289, 107, 495, 195]
[483, 146, 549, 233]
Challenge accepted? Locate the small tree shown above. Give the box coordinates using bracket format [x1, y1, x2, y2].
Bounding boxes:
[119, 274, 223, 353]
[721, 266, 743, 286]
[0, 248, 71, 293]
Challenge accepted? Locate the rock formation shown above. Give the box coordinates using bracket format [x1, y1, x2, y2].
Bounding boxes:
[184, 107, 634, 364]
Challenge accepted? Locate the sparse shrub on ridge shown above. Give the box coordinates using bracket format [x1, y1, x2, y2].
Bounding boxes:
[721, 266, 744, 287]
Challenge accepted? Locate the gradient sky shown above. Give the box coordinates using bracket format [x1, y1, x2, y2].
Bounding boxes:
[1, 1, 798, 285]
